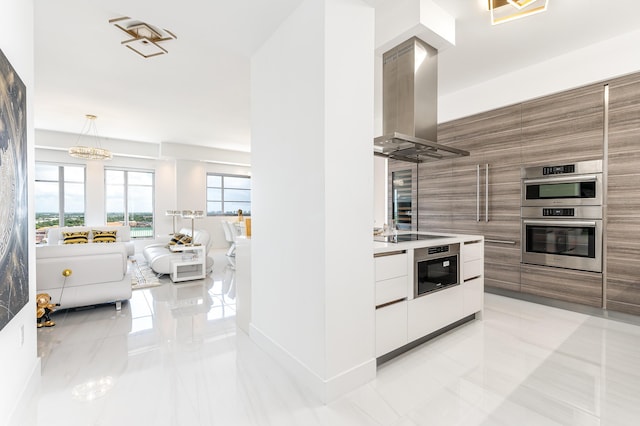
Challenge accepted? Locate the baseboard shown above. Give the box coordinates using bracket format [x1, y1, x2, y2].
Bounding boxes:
[6, 357, 41, 426]
[486, 288, 640, 327]
[249, 324, 376, 403]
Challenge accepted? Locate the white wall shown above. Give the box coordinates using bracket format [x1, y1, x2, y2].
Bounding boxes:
[0, 1, 38, 425]
[439, 29, 640, 122]
[251, 0, 375, 402]
[373, 155, 387, 228]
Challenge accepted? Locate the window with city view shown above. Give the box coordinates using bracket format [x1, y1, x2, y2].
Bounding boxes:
[105, 169, 154, 238]
[206, 173, 251, 216]
[35, 163, 85, 243]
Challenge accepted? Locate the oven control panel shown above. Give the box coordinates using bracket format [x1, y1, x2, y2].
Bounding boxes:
[543, 208, 575, 216]
[427, 245, 450, 255]
[542, 164, 575, 175]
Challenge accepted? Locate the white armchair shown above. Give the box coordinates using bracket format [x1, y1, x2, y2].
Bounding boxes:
[142, 228, 214, 276]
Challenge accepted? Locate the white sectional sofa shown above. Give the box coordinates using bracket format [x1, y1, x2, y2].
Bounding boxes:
[36, 225, 134, 310]
[36, 242, 131, 311]
[143, 228, 214, 276]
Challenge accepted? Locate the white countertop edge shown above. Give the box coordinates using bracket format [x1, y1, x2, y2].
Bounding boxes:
[373, 232, 484, 254]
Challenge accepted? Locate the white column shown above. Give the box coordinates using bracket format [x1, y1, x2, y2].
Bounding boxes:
[250, 0, 375, 402]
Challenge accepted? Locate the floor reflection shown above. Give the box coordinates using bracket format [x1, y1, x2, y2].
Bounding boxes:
[25, 249, 640, 426]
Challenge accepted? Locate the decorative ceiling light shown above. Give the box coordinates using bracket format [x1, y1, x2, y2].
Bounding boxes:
[109, 16, 177, 58]
[68, 114, 113, 160]
[488, 0, 549, 25]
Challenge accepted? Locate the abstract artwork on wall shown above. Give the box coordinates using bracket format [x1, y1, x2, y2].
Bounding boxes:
[0, 48, 28, 332]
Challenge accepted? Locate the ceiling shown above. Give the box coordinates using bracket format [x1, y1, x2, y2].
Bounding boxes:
[34, 0, 640, 154]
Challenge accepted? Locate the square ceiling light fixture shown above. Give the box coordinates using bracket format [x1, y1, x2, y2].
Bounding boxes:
[109, 16, 177, 58]
[488, 0, 549, 25]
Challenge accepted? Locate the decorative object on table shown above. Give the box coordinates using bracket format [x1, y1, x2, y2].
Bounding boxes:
[36, 293, 57, 328]
[245, 218, 252, 237]
[0, 47, 28, 332]
[181, 210, 204, 245]
[68, 114, 113, 160]
[237, 209, 244, 222]
[166, 210, 181, 235]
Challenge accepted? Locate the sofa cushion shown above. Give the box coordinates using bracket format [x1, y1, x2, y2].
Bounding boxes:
[63, 231, 89, 244]
[92, 229, 118, 243]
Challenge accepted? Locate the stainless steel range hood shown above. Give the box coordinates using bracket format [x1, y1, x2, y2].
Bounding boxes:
[374, 37, 469, 163]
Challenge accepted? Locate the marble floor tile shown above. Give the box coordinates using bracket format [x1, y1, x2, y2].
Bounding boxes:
[11, 251, 640, 425]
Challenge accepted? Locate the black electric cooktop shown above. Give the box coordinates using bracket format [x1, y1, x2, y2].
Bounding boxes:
[374, 233, 445, 243]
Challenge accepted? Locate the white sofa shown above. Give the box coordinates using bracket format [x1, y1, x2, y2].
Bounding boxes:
[143, 228, 214, 276]
[36, 242, 131, 311]
[45, 225, 135, 256]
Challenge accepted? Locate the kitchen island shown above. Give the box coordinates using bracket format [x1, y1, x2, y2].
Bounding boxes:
[374, 232, 484, 361]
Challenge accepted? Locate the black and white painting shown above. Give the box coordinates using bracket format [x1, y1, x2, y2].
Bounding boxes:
[0, 48, 28, 331]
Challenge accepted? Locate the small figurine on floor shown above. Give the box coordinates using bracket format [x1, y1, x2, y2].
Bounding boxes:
[36, 293, 57, 328]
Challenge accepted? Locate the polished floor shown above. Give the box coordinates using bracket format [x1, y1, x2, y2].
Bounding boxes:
[14, 250, 640, 425]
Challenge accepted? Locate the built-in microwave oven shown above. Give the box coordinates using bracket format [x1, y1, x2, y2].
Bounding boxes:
[521, 159, 602, 207]
[414, 244, 460, 297]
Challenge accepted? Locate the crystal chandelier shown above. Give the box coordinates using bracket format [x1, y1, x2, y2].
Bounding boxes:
[68, 114, 113, 160]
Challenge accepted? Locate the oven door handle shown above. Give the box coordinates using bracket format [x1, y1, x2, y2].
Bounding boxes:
[523, 174, 598, 185]
[522, 220, 597, 228]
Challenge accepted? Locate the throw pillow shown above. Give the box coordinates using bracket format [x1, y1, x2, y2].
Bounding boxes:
[92, 229, 118, 243]
[63, 231, 89, 244]
[168, 233, 186, 245]
[179, 234, 193, 245]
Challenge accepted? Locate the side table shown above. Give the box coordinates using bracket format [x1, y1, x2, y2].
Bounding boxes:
[169, 244, 206, 283]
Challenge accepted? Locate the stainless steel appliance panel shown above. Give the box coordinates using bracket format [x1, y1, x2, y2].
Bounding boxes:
[521, 206, 602, 272]
[414, 244, 460, 297]
[521, 159, 603, 206]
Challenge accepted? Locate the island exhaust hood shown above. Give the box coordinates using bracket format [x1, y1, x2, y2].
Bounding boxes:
[374, 37, 469, 163]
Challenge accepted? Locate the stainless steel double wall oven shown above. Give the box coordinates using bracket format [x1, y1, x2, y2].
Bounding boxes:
[521, 160, 603, 273]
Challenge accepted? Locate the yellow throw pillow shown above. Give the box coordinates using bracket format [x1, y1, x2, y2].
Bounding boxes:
[168, 233, 186, 245]
[63, 231, 89, 244]
[179, 234, 192, 245]
[92, 229, 118, 243]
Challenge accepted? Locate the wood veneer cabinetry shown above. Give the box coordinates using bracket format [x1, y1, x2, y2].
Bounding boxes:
[413, 84, 606, 303]
[521, 264, 602, 307]
[520, 84, 605, 164]
[418, 104, 523, 292]
[606, 73, 640, 315]
[387, 72, 640, 312]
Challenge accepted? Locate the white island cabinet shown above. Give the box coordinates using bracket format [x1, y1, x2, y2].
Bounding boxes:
[374, 233, 484, 359]
[374, 250, 409, 357]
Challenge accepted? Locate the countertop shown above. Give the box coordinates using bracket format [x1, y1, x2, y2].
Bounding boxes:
[373, 231, 484, 255]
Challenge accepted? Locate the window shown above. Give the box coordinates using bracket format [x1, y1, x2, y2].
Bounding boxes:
[105, 169, 154, 238]
[35, 163, 85, 240]
[206, 173, 251, 216]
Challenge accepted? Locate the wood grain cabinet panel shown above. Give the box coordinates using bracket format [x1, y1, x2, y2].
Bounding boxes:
[409, 74, 640, 308]
[606, 278, 640, 316]
[521, 264, 602, 307]
[606, 72, 640, 314]
[521, 84, 604, 163]
[422, 104, 522, 292]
